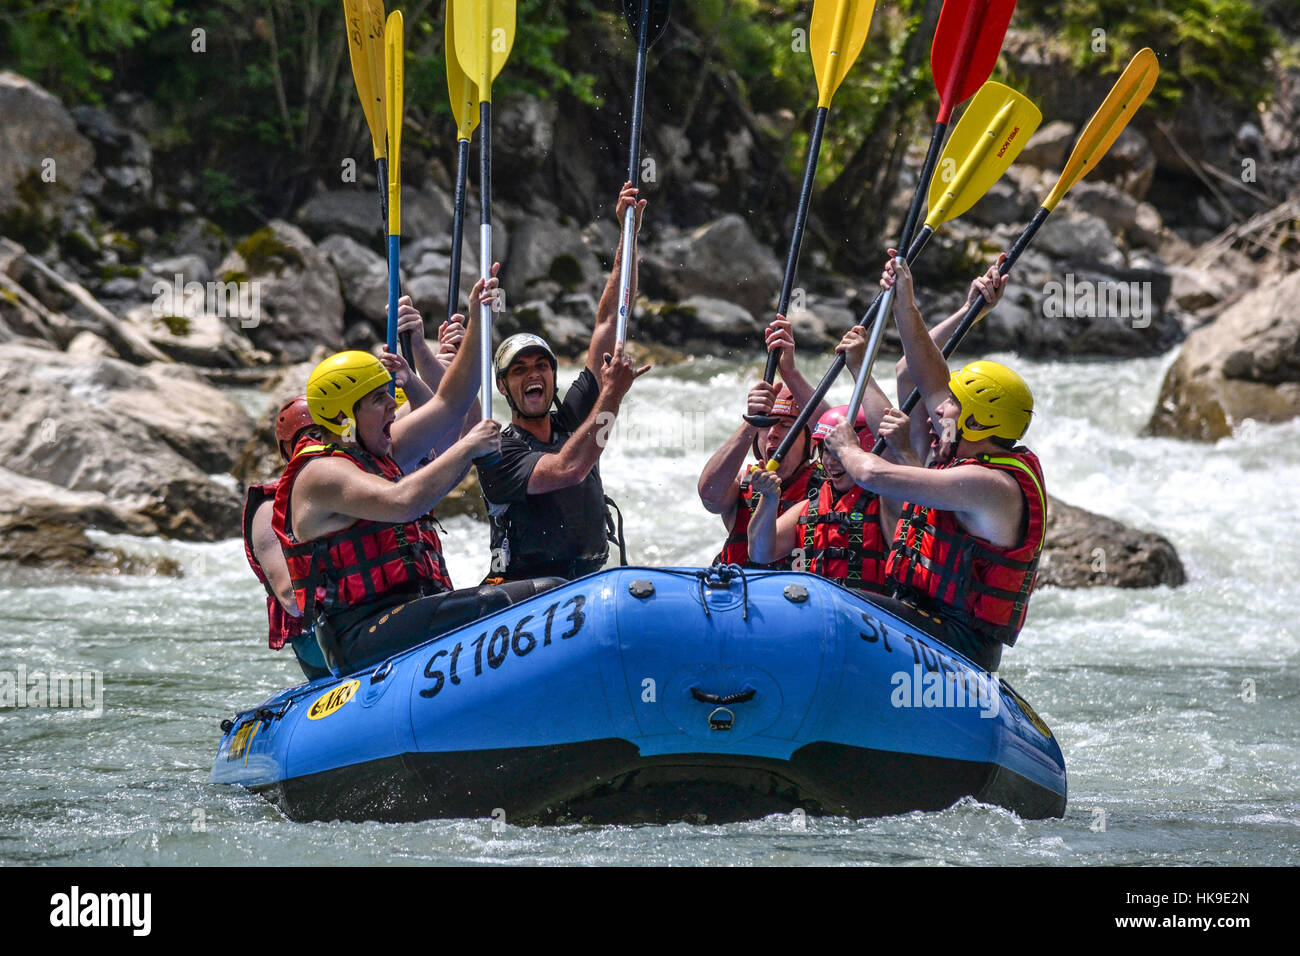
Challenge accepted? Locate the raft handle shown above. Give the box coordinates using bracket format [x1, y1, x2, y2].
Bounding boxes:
[691, 687, 756, 706]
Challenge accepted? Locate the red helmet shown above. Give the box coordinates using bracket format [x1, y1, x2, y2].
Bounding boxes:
[275, 395, 316, 460]
[770, 384, 798, 421]
[753, 384, 811, 464]
[812, 404, 874, 449]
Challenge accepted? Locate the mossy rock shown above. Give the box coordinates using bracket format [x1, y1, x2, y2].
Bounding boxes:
[235, 227, 305, 276]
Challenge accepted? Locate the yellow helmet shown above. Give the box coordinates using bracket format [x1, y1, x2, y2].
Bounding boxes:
[948, 360, 1034, 442]
[394, 387, 408, 408]
[306, 350, 392, 438]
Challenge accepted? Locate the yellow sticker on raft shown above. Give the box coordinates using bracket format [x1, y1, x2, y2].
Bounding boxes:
[308, 679, 361, 720]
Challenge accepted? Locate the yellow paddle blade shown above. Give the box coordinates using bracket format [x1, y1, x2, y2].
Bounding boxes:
[1044, 47, 1159, 211]
[445, 0, 480, 140]
[926, 81, 1041, 229]
[385, 9, 404, 236]
[810, 0, 876, 109]
[343, 0, 385, 160]
[452, 0, 517, 102]
[363, 0, 387, 160]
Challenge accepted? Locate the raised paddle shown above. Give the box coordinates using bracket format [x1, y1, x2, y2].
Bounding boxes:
[613, 0, 672, 351]
[453, 0, 517, 419]
[744, 0, 876, 427]
[843, 0, 1016, 420]
[764, 80, 1041, 473]
[445, 0, 480, 324]
[866, 46, 1160, 455]
[384, 9, 410, 373]
[342, 0, 388, 227]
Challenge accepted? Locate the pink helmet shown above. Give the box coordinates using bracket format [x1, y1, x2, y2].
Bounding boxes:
[811, 404, 874, 449]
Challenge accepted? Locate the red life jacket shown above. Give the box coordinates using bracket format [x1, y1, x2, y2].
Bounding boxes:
[796, 481, 889, 593]
[886, 448, 1047, 646]
[241, 479, 303, 651]
[715, 462, 823, 568]
[272, 442, 453, 625]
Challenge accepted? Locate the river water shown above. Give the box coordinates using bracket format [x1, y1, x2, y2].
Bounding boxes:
[2, 349, 1297, 866]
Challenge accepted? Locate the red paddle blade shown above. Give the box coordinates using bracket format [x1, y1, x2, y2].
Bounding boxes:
[931, 0, 1017, 122]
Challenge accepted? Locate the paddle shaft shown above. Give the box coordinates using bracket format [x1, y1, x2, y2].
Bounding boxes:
[766, 223, 932, 469]
[759, 104, 831, 384]
[448, 138, 470, 321]
[615, 0, 653, 348]
[869, 205, 1049, 455]
[371, 155, 414, 365]
[479, 100, 493, 417]
[845, 120, 946, 418]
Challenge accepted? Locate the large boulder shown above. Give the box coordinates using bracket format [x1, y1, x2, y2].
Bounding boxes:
[0, 72, 95, 230]
[0, 496, 180, 576]
[319, 233, 390, 325]
[506, 214, 600, 293]
[217, 220, 345, 362]
[120, 302, 267, 369]
[969, 252, 1180, 358]
[1039, 496, 1186, 589]
[1145, 268, 1300, 440]
[637, 295, 763, 351]
[652, 215, 783, 317]
[0, 344, 251, 540]
[297, 189, 384, 245]
[69, 104, 153, 219]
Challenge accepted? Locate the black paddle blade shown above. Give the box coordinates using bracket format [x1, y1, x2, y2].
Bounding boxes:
[622, 0, 672, 47]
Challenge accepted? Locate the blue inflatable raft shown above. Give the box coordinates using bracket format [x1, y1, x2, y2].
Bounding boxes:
[210, 566, 1067, 822]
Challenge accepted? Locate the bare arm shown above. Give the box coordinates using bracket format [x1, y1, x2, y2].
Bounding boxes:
[294, 421, 501, 539]
[394, 295, 443, 393]
[391, 266, 497, 472]
[746, 471, 804, 564]
[527, 343, 650, 495]
[881, 253, 953, 433]
[698, 423, 757, 515]
[589, 182, 646, 375]
[768, 315, 831, 424]
[826, 424, 1025, 548]
[895, 254, 1008, 405]
[832, 323, 894, 437]
[252, 501, 298, 615]
[698, 379, 777, 514]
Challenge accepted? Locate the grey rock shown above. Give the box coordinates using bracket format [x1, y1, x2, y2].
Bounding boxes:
[1016, 120, 1075, 170]
[217, 220, 345, 362]
[319, 233, 389, 322]
[297, 189, 385, 245]
[0, 346, 248, 540]
[507, 215, 598, 292]
[0, 72, 95, 220]
[655, 215, 783, 317]
[1146, 267, 1300, 440]
[1039, 496, 1186, 589]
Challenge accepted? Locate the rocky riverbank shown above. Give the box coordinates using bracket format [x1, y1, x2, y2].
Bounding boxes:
[6, 38, 1299, 585]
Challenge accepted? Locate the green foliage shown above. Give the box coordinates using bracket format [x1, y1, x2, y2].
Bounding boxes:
[0, 0, 174, 102]
[1017, 0, 1277, 110]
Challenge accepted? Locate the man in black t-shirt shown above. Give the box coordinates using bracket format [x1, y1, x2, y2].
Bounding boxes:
[476, 182, 651, 581]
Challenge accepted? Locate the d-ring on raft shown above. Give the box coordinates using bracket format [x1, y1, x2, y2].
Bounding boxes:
[210, 565, 1066, 823]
